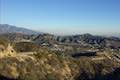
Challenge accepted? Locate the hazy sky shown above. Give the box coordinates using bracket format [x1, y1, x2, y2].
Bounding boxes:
[0, 0, 120, 35]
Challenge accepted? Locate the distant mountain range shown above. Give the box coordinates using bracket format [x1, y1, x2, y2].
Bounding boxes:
[0, 24, 120, 37]
[0, 24, 40, 34]
[0, 24, 120, 50]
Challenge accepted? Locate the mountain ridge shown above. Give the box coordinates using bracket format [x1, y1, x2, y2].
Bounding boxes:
[0, 24, 41, 35]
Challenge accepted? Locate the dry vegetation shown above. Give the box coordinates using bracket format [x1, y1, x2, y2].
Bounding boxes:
[0, 38, 120, 80]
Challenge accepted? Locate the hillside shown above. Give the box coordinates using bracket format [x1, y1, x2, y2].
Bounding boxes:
[0, 25, 120, 80]
[0, 37, 120, 80]
[0, 46, 120, 80]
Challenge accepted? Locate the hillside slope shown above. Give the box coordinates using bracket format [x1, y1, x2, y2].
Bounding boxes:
[0, 43, 120, 80]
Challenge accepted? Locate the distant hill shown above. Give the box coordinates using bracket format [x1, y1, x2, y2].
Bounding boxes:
[0, 24, 40, 34]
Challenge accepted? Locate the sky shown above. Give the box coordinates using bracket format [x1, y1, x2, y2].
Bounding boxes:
[0, 0, 120, 35]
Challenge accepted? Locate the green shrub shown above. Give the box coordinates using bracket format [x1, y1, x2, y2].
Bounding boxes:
[13, 42, 39, 52]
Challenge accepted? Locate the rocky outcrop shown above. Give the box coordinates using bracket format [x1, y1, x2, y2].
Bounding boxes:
[0, 44, 16, 58]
